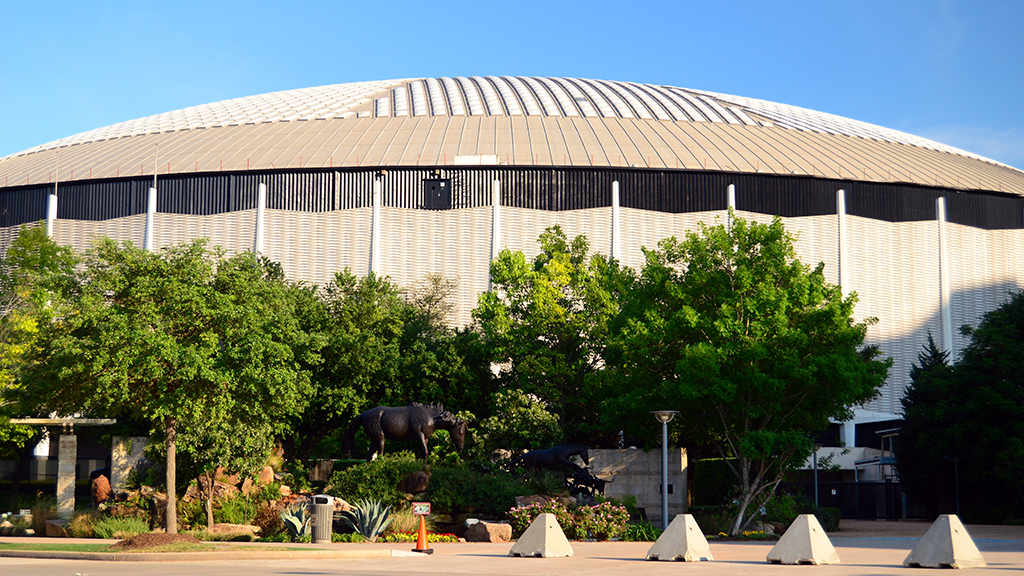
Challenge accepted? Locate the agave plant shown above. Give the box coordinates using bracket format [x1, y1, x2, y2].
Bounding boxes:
[280, 502, 312, 539]
[339, 498, 393, 542]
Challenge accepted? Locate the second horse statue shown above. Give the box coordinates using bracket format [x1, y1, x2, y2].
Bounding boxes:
[344, 402, 467, 462]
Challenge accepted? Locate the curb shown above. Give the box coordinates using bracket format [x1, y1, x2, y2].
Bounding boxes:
[0, 548, 422, 562]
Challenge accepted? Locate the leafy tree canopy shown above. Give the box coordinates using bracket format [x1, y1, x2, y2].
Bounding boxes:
[598, 214, 889, 534]
[473, 225, 632, 442]
[898, 291, 1024, 520]
[18, 238, 314, 532]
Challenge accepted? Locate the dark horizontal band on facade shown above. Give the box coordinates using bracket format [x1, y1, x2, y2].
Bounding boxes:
[2, 166, 1021, 230]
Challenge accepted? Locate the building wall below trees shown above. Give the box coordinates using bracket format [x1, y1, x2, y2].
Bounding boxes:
[5, 189, 1023, 444]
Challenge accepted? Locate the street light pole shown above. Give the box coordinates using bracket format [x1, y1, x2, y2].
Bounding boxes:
[652, 410, 678, 530]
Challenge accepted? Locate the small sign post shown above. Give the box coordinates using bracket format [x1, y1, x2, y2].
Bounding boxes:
[412, 502, 433, 554]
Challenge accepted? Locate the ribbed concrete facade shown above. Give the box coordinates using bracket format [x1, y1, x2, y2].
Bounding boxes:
[13, 188, 1024, 425]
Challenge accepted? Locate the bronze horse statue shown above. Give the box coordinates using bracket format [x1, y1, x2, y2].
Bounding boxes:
[344, 402, 467, 462]
[506, 444, 590, 476]
[507, 444, 612, 496]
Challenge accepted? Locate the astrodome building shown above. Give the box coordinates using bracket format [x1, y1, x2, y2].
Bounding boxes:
[2, 76, 1023, 448]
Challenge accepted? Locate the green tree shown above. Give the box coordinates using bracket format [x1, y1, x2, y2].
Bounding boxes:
[473, 226, 630, 442]
[895, 333, 956, 515]
[283, 270, 488, 461]
[179, 414, 275, 528]
[898, 291, 1024, 520]
[476, 389, 563, 456]
[19, 239, 314, 533]
[0, 225, 79, 505]
[600, 214, 889, 534]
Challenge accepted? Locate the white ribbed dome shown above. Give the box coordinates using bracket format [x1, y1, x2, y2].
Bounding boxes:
[3, 77, 1023, 195]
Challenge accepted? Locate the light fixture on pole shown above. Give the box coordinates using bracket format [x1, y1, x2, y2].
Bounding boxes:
[652, 410, 678, 530]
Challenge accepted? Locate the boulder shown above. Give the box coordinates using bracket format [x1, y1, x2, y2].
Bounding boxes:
[279, 485, 292, 497]
[182, 483, 201, 503]
[514, 495, 548, 508]
[241, 478, 255, 496]
[333, 498, 352, 513]
[214, 466, 240, 486]
[205, 523, 261, 535]
[258, 465, 275, 486]
[91, 474, 113, 506]
[45, 519, 69, 538]
[465, 521, 512, 542]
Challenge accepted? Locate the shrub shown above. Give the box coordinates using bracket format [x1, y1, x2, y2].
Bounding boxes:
[689, 506, 734, 536]
[280, 502, 311, 539]
[388, 508, 435, 534]
[67, 509, 103, 538]
[252, 501, 284, 537]
[425, 464, 532, 517]
[214, 493, 252, 525]
[620, 521, 662, 542]
[325, 452, 423, 509]
[93, 516, 150, 539]
[507, 500, 628, 541]
[577, 501, 629, 540]
[30, 496, 57, 534]
[813, 506, 841, 532]
[332, 532, 366, 543]
[339, 498, 393, 542]
[764, 491, 800, 527]
[378, 530, 459, 543]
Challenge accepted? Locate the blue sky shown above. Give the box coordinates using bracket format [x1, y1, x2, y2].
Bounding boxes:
[2, 1, 1022, 169]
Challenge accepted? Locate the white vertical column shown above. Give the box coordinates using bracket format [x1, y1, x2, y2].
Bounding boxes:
[937, 197, 953, 355]
[370, 179, 381, 274]
[611, 180, 621, 262]
[727, 183, 736, 229]
[254, 183, 267, 254]
[489, 180, 502, 291]
[490, 180, 502, 261]
[46, 194, 58, 237]
[837, 189, 848, 294]
[144, 187, 157, 251]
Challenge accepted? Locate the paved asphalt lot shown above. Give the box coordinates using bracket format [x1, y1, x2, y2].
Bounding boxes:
[2, 520, 1023, 576]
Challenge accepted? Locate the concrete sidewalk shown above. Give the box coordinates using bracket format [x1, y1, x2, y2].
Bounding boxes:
[2, 521, 1023, 575]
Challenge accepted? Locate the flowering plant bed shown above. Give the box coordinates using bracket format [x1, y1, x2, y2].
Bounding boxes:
[378, 531, 460, 543]
[508, 500, 628, 541]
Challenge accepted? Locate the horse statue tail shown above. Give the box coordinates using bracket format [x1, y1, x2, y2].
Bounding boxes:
[343, 412, 364, 458]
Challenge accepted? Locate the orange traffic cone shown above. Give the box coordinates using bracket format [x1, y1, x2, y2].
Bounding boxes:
[413, 515, 433, 554]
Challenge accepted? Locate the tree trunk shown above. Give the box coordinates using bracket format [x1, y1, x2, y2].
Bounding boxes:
[205, 472, 215, 529]
[9, 434, 39, 508]
[165, 416, 177, 534]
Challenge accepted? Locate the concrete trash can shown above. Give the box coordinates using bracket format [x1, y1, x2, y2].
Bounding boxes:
[312, 494, 335, 544]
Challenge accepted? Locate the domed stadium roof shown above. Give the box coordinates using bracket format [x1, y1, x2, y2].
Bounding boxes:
[3, 77, 1023, 195]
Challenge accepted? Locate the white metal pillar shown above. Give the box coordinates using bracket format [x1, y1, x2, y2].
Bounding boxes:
[254, 183, 267, 254]
[144, 187, 157, 251]
[370, 179, 381, 274]
[727, 183, 736, 229]
[837, 189, 848, 294]
[937, 197, 953, 355]
[611, 181, 621, 262]
[491, 180, 501, 261]
[46, 194, 58, 237]
[489, 180, 501, 290]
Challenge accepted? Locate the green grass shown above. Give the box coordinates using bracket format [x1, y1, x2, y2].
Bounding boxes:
[0, 543, 120, 553]
[0, 541, 328, 553]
